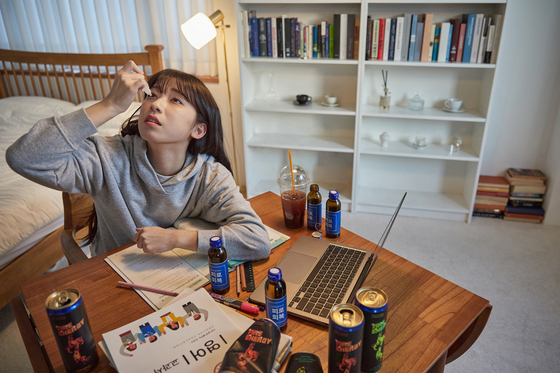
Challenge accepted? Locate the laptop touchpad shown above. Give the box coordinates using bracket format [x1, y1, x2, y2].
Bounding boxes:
[278, 251, 317, 285]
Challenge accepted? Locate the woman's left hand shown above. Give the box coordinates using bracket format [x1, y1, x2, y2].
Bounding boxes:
[133, 227, 177, 255]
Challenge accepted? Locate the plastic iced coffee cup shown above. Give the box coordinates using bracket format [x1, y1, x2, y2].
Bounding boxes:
[277, 165, 310, 229]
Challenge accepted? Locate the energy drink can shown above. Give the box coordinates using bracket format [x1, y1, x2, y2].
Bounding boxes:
[328, 304, 364, 373]
[286, 352, 323, 373]
[355, 287, 388, 372]
[46, 289, 99, 373]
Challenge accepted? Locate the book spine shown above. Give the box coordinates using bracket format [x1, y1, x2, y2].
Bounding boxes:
[484, 25, 495, 63]
[394, 17, 404, 61]
[477, 191, 509, 198]
[377, 18, 385, 60]
[401, 14, 412, 61]
[329, 24, 334, 58]
[258, 18, 267, 56]
[462, 14, 476, 62]
[333, 14, 340, 59]
[354, 19, 360, 60]
[428, 24, 436, 61]
[490, 14, 503, 64]
[445, 24, 453, 61]
[284, 16, 290, 57]
[456, 23, 466, 62]
[388, 18, 397, 61]
[408, 15, 418, 61]
[322, 21, 327, 58]
[477, 17, 489, 63]
[271, 18, 277, 58]
[313, 26, 318, 58]
[242, 11, 250, 58]
[432, 26, 440, 61]
[340, 14, 348, 60]
[365, 16, 371, 59]
[383, 18, 391, 61]
[266, 18, 272, 57]
[413, 22, 423, 61]
[250, 17, 259, 57]
[290, 18, 296, 58]
[449, 19, 461, 62]
[279, 16, 285, 58]
[420, 13, 433, 62]
[372, 19, 380, 60]
[470, 14, 484, 63]
[295, 22, 301, 58]
[473, 212, 503, 219]
[347, 15, 355, 59]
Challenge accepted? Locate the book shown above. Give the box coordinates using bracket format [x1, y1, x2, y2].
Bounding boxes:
[330, 24, 335, 58]
[340, 14, 348, 60]
[250, 17, 259, 57]
[428, 24, 436, 61]
[478, 175, 510, 189]
[470, 14, 484, 63]
[394, 16, 404, 61]
[477, 191, 509, 198]
[290, 18, 297, 58]
[258, 18, 267, 57]
[295, 21, 301, 58]
[100, 289, 293, 373]
[266, 18, 273, 57]
[432, 26, 440, 61]
[401, 14, 412, 61]
[365, 16, 371, 59]
[475, 196, 508, 205]
[490, 14, 503, 64]
[382, 18, 391, 61]
[445, 24, 453, 61]
[377, 18, 386, 60]
[283, 16, 290, 57]
[420, 13, 433, 62]
[456, 23, 467, 62]
[353, 19, 360, 60]
[507, 168, 546, 180]
[509, 199, 543, 208]
[271, 18, 277, 58]
[510, 192, 544, 198]
[503, 216, 543, 224]
[372, 19, 380, 60]
[449, 19, 461, 62]
[388, 18, 397, 61]
[474, 203, 506, 211]
[437, 22, 450, 62]
[477, 17, 490, 63]
[413, 22, 424, 61]
[474, 208, 504, 214]
[277, 18, 284, 58]
[505, 172, 545, 186]
[473, 212, 503, 219]
[333, 14, 341, 59]
[477, 186, 509, 194]
[510, 184, 547, 194]
[462, 14, 476, 62]
[312, 26, 318, 58]
[347, 15, 355, 59]
[484, 25, 495, 63]
[242, 11, 250, 58]
[505, 206, 545, 216]
[408, 14, 418, 61]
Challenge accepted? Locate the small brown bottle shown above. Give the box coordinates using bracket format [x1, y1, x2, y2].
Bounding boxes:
[208, 236, 230, 295]
[325, 190, 341, 238]
[307, 184, 322, 230]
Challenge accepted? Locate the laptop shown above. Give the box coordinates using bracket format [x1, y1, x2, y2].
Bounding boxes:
[249, 193, 406, 325]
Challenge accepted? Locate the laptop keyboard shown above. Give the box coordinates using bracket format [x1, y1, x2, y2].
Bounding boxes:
[288, 244, 366, 318]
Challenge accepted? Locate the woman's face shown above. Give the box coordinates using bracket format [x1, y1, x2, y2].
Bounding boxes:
[138, 83, 204, 148]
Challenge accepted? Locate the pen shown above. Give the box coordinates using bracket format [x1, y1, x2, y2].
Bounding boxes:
[240, 263, 247, 291]
[117, 281, 178, 297]
[209, 292, 260, 315]
[236, 265, 241, 296]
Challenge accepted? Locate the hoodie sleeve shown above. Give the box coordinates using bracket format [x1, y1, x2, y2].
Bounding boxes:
[194, 163, 271, 261]
[5, 109, 103, 194]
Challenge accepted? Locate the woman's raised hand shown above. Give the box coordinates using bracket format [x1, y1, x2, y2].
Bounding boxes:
[84, 60, 149, 128]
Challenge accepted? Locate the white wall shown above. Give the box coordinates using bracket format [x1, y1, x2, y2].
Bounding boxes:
[211, 0, 560, 223]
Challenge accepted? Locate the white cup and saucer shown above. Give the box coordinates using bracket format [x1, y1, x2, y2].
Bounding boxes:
[322, 95, 340, 107]
[443, 98, 465, 113]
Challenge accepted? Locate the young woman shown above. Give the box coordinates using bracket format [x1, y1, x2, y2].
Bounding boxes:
[6, 61, 270, 261]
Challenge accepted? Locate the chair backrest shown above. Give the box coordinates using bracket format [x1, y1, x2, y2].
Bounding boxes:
[61, 192, 94, 264]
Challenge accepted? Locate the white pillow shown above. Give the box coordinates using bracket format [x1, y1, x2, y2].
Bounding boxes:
[0, 96, 77, 132]
[76, 101, 142, 137]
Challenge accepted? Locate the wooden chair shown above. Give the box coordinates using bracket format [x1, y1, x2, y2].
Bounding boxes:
[61, 192, 94, 265]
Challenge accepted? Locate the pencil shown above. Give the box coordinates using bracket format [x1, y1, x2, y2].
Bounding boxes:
[236, 265, 241, 296]
[117, 281, 178, 296]
[240, 263, 247, 291]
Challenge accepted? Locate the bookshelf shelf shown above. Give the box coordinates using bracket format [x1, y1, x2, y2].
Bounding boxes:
[236, 0, 506, 222]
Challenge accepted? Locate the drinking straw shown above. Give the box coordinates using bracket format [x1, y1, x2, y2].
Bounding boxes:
[288, 150, 296, 194]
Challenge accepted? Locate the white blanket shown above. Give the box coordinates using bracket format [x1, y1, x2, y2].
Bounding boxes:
[0, 96, 141, 264]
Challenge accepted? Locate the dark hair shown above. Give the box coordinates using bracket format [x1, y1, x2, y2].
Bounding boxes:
[84, 69, 232, 245]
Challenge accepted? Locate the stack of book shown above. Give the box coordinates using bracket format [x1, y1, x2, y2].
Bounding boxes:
[473, 175, 509, 218]
[365, 13, 503, 64]
[504, 168, 547, 223]
[242, 11, 360, 60]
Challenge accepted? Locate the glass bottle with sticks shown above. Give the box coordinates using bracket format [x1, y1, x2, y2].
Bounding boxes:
[379, 69, 391, 109]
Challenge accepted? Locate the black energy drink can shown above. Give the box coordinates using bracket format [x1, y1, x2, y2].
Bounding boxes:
[355, 287, 388, 372]
[45, 289, 99, 372]
[328, 304, 364, 373]
[286, 351, 324, 373]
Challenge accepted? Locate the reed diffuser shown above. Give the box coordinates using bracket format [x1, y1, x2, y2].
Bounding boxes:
[379, 69, 391, 109]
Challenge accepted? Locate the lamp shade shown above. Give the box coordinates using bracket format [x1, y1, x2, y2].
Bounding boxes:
[181, 12, 217, 49]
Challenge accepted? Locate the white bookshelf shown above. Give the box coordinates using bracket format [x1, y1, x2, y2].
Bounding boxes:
[236, 0, 507, 221]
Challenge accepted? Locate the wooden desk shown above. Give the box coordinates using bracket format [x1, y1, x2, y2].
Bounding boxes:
[14, 191, 491, 372]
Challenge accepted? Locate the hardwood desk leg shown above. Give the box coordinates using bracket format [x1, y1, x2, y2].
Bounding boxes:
[10, 297, 53, 373]
[446, 304, 493, 364]
[428, 352, 447, 373]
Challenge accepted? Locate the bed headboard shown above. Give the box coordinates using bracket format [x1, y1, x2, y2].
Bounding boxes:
[0, 45, 164, 104]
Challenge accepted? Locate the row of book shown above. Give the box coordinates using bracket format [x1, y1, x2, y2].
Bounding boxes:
[365, 13, 503, 64]
[473, 169, 547, 223]
[242, 11, 360, 60]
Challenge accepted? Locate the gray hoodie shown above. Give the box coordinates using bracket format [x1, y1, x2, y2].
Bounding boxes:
[6, 109, 270, 260]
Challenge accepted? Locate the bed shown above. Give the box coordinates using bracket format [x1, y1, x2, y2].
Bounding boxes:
[0, 45, 164, 309]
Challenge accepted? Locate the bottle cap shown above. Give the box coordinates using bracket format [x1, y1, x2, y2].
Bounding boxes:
[268, 267, 282, 282]
[209, 236, 222, 248]
[329, 190, 339, 200]
[310, 184, 319, 191]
